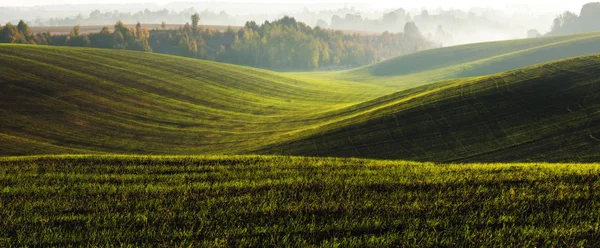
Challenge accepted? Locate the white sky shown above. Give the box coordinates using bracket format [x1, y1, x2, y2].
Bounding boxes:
[0, 0, 593, 13]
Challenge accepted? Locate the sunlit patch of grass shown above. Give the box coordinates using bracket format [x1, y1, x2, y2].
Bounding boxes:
[1, 155, 600, 246]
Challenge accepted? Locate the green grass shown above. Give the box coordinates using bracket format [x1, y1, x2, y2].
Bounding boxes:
[3, 43, 600, 162]
[263, 55, 600, 162]
[293, 32, 600, 89]
[0, 44, 387, 155]
[2, 155, 600, 246]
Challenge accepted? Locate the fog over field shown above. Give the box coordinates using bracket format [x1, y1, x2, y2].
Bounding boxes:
[1, 0, 596, 46]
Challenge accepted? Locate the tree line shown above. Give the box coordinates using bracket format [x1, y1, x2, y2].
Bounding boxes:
[0, 20, 152, 51]
[0, 16, 435, 70]
[546, 2, 600, 36]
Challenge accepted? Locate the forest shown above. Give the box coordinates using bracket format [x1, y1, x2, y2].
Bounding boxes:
[0, 16, 435, 70]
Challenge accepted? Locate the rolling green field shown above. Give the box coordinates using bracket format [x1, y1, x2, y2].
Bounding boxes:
[3, 34, 600, 162]
[0, 44, 387, 155]
[3, 30, 600, 246]
[2, 155, 600, 246]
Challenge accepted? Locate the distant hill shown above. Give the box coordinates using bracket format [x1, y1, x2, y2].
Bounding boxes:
[299, 33, 600, 90]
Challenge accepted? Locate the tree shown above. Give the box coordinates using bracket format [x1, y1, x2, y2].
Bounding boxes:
[404, 22, 423, 38]
[550, 11, 578, 35]
[90, 9, 102, 19]
[99, 26, 110, 35]
[279, 16, 298, 27]
[578, 3, 600, 32]
[70, 25, 81, 37]
[114, 21, 129, 36]
[527, 29, 541, 38]
[90, 26, 113, 48]
[67, 25, 90, 47]
[16, 20, 32, 39]
[245, 21, 259, 32]
[161, 21, 167, 29]
[136, 22, 143, 39]
[35, 32, 51, 45]
[191, 13, 200, 34]
[113, 31, 126, 49]
[316, 19, 329, 28]
[141, 28, 150, 39]
[0, 23, 24, 43]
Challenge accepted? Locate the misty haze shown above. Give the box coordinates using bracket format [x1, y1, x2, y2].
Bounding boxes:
[2, 1, 597, 46]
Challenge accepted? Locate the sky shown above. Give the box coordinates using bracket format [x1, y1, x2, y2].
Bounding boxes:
[0, 0, 594, 13]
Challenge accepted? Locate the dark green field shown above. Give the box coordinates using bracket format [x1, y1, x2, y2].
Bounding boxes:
[2, 155, 600, 246]
[265, 56, 600, 162]
[2, 32, 600, 246]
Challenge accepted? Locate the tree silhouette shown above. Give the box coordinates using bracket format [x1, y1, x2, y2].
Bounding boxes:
[191, 13, 200, 34]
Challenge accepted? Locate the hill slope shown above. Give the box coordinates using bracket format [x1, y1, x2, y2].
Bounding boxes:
[0, 45, 386, 155]
[3, 45, 600, 162]
[295, 33, 600, 89]
[262, 55, 600, 162]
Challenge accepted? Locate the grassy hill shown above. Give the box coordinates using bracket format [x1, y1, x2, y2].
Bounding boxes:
[295, 32, 600, 89]
[2, 43, 600, 162]
[3, 155, 600, 246]
[262, 55, 600, 162]
[0, 44, 387, 155]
